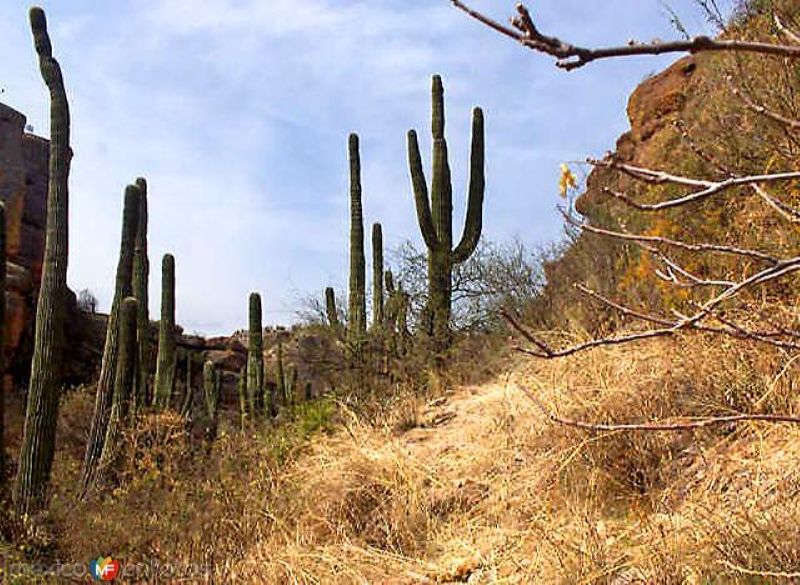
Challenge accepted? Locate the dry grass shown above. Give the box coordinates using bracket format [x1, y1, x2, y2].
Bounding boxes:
[213, 333, 800, 583]
[7, 332, 800, 583]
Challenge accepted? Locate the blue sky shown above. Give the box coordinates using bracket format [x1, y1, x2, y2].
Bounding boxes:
[0, 0, 730, 335]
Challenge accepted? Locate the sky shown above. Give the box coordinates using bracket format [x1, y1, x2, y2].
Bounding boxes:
[0, 0, 732, 336]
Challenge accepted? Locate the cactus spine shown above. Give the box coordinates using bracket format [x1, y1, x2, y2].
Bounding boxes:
[132, 177, 150, 410]
[153, 254, 176, 410]
[97, 296, 138, 485]
[247, 292, 263, 417]
[81, 184, 140, 491]
[407, 75, 485, 347]
[0, 204, 6, 492]
[325, 287, 340, 329]
[347, 134, 367, 351]
[15, 7, 72, 514]
[371, 222, 384, 328]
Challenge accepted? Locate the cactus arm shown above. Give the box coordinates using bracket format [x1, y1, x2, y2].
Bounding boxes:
[407, 130, 439, 251]
[452, 107, 486, 264]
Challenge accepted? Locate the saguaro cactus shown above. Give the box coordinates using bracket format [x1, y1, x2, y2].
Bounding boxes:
[237, 366, 247, 429]
[203, 360, 219, 442]
[371, 222, 384, 328]
[15, 7, 72, 514]
[275, 342, 286, 407]
[0, 204, 6, 492]
[153, 254, 176, 410]
[325, 287, 340, 329]
[407, 74, 485, 347]
[180, 351, 194, 420]
[132, 177, 150, 410]
[246, 292, 263, 417]
[82, 184, 140, 491]
[347, 134, 367, 350]
[97, 296, 138, 484]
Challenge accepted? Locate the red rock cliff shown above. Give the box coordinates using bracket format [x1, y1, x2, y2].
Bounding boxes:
[0, 102, 48, 374]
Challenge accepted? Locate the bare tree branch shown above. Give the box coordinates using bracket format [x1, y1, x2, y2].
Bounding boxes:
[751, 184, 800, 223]
[577, 284, 800, 347]
[516, 385, 800, 431]
[501, 254, 800, 359]
[563, 212, 779, 263]
[591, 159, 800, 211]
[775, 15, 800, 46]
[451, 1, 800, 70]
[727, 75, 800, 131]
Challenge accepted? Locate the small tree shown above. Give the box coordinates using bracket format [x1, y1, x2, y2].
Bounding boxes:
[77, 288, 98, 314]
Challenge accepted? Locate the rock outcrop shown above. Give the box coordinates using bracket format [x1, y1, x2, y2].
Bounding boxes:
[0, 102, 49, 378]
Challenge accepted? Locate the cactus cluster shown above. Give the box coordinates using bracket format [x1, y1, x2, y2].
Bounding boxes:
[97, 296, 138, 484]
[11, 7, 489, 516]
[408, 75, 485, 348]
[82, 184, 141, 491]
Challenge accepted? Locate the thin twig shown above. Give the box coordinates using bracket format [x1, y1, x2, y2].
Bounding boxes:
[591, 159, 800, 211]
[728, 76, 800, 131]
[452, 1, 800, 70]
[564, 211, 779, 263]
[516, 385, 800, 431]
[775, 15, 800, 46]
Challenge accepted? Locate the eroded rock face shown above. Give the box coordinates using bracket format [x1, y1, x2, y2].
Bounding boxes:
[577, 56, 699, 216]
[0, 102, 48, 374]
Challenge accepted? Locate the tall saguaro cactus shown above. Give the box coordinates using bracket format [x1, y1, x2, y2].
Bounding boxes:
[153, 254, 176, 410]
[132, 177, 150, 410]
[237, 366, 247, 429]
[407, 74, 485, 347]
[97, 296, 138, 485]
[275, 341, 286, 407]
[347, 134, 367, 350]
[203, 360, 220, 443]
[371, 222, 384, 328]
[247, 292, 263, 417]
[82, 184, 140, 491]
[15, 7, 72, 514]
